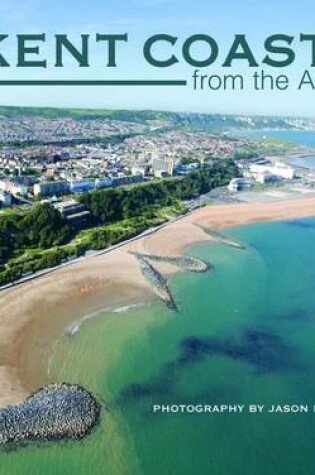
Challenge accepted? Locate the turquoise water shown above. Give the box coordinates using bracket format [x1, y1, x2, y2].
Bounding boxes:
[2, 218, 315, 474]
[245, 129, 315, 169]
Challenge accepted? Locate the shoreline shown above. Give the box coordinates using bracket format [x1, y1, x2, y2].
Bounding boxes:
[2, 197, 315, 407]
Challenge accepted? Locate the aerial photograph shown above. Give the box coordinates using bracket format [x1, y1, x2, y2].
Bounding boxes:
[1, 0, 315, 474]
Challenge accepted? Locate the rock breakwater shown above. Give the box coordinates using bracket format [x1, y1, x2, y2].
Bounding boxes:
[129, 251, 209, 273]
[0, 383, 100, 450]
[131, 253, 177, 310]
[195, 224, 246, 250]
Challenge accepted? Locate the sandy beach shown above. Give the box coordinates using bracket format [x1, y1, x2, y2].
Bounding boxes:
[1, 197, 315, 407]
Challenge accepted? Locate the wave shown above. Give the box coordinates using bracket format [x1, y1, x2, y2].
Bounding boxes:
[47, 302, 147, 377]
[112, 303, 146, 314]
[65, 302, 147, 337]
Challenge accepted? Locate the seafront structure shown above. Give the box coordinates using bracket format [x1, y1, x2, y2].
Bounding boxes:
[129, 251, 210, 310]
[0, 384, 101, 450]
[228, 158, 297, 191]
[135, 254, 178, 310]
[247, 162, 296, 182]
[195, 224, 246, 249]
[228, 178, 254, 192]
[129, 251, 210, 272]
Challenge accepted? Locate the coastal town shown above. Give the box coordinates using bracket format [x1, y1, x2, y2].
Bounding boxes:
[0, 126, 244, 202]
[1, 108, 315, 290]
[1, 108, 315, 296]
[0, 110, 312, 213]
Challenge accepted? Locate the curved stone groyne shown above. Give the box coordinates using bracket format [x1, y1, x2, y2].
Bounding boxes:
[134, 254, 177, 310]
[0, 384, 101, 450]
[129, 251, 210, 273]
[195, 224, 246, 250]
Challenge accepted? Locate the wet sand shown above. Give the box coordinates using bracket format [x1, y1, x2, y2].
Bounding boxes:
[1, 197, 315, 407]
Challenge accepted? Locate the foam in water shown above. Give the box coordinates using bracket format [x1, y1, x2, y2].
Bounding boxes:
[66, 303, 147, 336]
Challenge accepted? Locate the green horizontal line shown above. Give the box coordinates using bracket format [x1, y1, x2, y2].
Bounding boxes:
[0, 80, 187, 86]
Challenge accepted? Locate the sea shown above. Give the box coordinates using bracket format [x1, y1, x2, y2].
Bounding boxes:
[2, 131, 315, 475]
[245, 129, 315, 169]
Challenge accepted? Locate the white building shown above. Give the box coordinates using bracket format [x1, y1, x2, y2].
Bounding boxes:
[33, 181, 69, 197]
[0, 179, 28, 196]
[255, 172, 280, 184]
[152, 157, 174, 177]
[131, 165, 149, 177]
[0, 191, 12, 207]
[228, 178, 253, 192]
[248, 162, 295, 182]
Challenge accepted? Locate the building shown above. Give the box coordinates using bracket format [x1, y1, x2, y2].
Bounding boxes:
[248, 162, 295, 182]
[255, 172, 280, 184]
[131, 165, 150, 177]
[0, 191, 12, 207]
[94, 178, 113, 189]
[152, 157, 174, 178]
[0, 179, 28, 197]
[53, 200, 91, 226]
[68, 180, 95, 193]
[228, 178, 254, 192]
[271, 162, 296, 180]
[112, 175, 144, 187]
[33, 181, 69, 197]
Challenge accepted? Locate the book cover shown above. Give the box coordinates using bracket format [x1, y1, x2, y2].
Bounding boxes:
[0, 0, 314, 474]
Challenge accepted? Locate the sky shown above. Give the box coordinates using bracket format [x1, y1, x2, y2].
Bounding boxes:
[0, 0, 315, 116]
